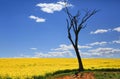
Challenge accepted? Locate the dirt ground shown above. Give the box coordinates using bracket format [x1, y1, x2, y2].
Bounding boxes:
[55, 72, 95, 79]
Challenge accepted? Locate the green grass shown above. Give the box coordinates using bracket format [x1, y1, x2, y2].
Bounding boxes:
[0, 76, 12, 79]
[32, 68, 120, 79]
[31, 69, 77, 79]
[0, 69, 120, 79]
[94, 71, 120, 79]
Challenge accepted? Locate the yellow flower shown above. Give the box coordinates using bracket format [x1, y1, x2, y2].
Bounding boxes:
[0, 58, 120, 78]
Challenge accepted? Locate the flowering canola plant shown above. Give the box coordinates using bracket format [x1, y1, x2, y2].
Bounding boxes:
[0, 58, 120, 78]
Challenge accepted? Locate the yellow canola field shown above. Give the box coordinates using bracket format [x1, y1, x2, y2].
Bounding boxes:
[0, 58, 120, 78]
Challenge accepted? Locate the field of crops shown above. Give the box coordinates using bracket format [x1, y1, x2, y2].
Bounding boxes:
[0, 58, 120, 79]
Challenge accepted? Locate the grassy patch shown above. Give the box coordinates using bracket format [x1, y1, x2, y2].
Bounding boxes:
[1, 69, 119, 79]
[31, 68, 120, 79]
[94, 71, 120, 79]
[31, 69, 77, 79]
[0, 75, 12, 79]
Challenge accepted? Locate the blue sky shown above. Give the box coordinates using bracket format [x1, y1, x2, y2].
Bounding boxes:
[0, 0, 120, 58]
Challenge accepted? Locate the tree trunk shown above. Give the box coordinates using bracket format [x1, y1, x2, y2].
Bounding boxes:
[74, 47, 84, 72]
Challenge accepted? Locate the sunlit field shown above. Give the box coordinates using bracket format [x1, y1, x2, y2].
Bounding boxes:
[0, 58, 120, 79]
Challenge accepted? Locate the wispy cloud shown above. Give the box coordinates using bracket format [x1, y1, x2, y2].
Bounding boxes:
[78, 45, 92, 49]
[34, 51, 73, 58]
[33, 44, 91, 58]
[90, 26, 120, 34]
[113, 27, 120, 32]
[36, 1, 73, 13]
[112, 40, 120, 44]
[87, 41, 107, 46]
[18, 38, 120, 58]
[51, 44, 91, 51]
[19, 47, 120, 58]
[19, 44, 92, 58]
[51, 44, 73, 51]
[89, 47, 120, 56]
[29, 15, 46, 22]
[90, 29, 110, 34]
[19, 54, 30, 58]
[81, 47, 120, 58]
[30, 48, 38, 50]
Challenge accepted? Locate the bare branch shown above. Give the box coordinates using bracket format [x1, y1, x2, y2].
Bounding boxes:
[78, 10, 98, 32]
[65, 7, 73, 21]
[73, 16, 78, 31]
[66, 19, 69, 30]
[68, 29, 75, 47]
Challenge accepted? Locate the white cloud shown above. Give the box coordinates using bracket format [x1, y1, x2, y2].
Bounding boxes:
[89, 48, 113, 54]
[91, 27, 120, 34]
[78, 45, 92, 49]
[88, 41, 107, 46]
[113, 27, 120, 32]
[88, 47, 120, 56]
[112, 40, 120, 44]
[18, 46, 120, 58]
[52, 44, 73, 51]
[52, 44, 91, 51]
[36, 1, 73, 13]
[80, 47, 120, 58]
[19, 54, 30, 58]
[90, 29, 109, 34]
[29, 15, 45, 22]
[43, 47, 120, 58]
[32, 44, 91, 58]
[34, 52, 50, 58]
[34, 51, 73, 58]
[30, 48, 38, 50]
[81, 53, 91, 57]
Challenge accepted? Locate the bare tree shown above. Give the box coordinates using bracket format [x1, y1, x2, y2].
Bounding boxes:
[65, 7, 97, 72]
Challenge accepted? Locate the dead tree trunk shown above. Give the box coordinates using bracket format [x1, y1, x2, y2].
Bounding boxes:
[75, 46, 84, 71]
[65, 7, 97, 72]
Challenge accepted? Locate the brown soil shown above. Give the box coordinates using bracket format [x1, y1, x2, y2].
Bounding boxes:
[55, 72, 95, 79]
